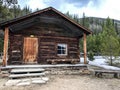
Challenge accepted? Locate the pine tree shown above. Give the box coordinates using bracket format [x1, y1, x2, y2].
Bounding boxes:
[80, 12, 89, 28]
[101, 17, 120, 65]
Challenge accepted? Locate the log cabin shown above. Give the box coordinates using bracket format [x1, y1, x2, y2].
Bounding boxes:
[0, 7, 92, 66]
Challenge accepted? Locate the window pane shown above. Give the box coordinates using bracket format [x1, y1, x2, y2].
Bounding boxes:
[58, 46, 61, 49]
[61, 46, 65, 49]
[57, 50, 61, 54]
[62, 50, 65, 54]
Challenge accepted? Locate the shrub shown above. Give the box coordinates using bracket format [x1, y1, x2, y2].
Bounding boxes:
[88, 51, 94, 61]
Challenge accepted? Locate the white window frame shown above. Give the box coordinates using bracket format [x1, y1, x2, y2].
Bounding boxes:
[57, 44, 67, 56]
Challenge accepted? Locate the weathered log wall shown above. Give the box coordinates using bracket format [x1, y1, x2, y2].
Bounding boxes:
[38, 36, 79, 64]
[8, 33, 79, 64]
[8, 34, 23, 64]
[7, 10, 80, 64]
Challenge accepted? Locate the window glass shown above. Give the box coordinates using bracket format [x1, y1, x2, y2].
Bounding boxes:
[57, 44, 67, 55]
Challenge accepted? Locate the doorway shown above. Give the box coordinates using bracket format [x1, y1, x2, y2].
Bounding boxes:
[23, 37, 38, 63]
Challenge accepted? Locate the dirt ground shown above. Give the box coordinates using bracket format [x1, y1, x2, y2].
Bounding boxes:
[0, 75, 120, 90]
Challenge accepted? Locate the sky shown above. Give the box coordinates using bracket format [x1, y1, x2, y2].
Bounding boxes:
[18, 0, 120, 20]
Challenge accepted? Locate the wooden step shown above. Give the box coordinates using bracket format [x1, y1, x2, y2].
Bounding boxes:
[9, 72, 45, 78]
[11, 68, 45, 74]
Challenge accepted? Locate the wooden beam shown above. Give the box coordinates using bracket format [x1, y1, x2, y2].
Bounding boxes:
[83, 33, 87, 64]
[3, 27, 9, 66]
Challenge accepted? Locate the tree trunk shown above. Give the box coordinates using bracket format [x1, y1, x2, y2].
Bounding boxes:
[109, 44, 113, 66]
[110, 56, 113, 66]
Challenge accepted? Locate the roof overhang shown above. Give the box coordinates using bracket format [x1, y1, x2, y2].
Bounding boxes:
[0, 7, 92, 37]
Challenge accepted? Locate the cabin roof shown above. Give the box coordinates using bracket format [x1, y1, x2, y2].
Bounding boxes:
[0, 7, 92, 36]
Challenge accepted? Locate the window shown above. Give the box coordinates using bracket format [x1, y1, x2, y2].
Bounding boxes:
[57, 44, 67, 55]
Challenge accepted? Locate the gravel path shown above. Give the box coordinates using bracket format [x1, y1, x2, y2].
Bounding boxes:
[0, 75, 120, 90]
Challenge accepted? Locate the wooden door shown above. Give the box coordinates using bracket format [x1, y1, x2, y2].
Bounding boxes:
[23, 37, 38, 63]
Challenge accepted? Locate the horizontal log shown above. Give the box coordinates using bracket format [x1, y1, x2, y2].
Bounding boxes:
[40, 36, 77, 41]
[40, 42, 55, 45]
[40, 49, 55, 51]
[69, 51, 78, 53]
[69, 45, 78, 47]
[40, 46, 49, 48]
[69, 47, 78, 49]
[40, 45, 55, 47]
[69, 49, 78, 51]
[47, 59, 79, 62]
[40, 56, 56, 59]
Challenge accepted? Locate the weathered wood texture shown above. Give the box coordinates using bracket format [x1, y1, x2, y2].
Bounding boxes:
[8, 34, 23, 64]
[7, 10, 80, 64]
[3, 27, 9, 66]
[8, 33, 79, 64]
[23, 37, 38, 63]
[10, 10, 83, 38]
[38, 36, 79, 64]
[83, 33, 87, 64]
[90, 69, 120, 78]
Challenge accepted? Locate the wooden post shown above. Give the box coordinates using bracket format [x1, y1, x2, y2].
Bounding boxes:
[3, 27, 9, 66]
[83, 33, 87, 64]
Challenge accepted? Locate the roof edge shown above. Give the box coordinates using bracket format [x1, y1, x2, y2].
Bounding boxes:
[0, 7, 92, 34]
[50, 7, 92, 34]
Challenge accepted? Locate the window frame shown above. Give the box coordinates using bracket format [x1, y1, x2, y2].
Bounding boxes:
[57, 44, 68, 56]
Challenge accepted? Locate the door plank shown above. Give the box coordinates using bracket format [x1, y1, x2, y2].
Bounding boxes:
[23, 37, 38, 63]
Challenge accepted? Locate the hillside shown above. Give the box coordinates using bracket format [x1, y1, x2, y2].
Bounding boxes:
[85, 17, 120, 34]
